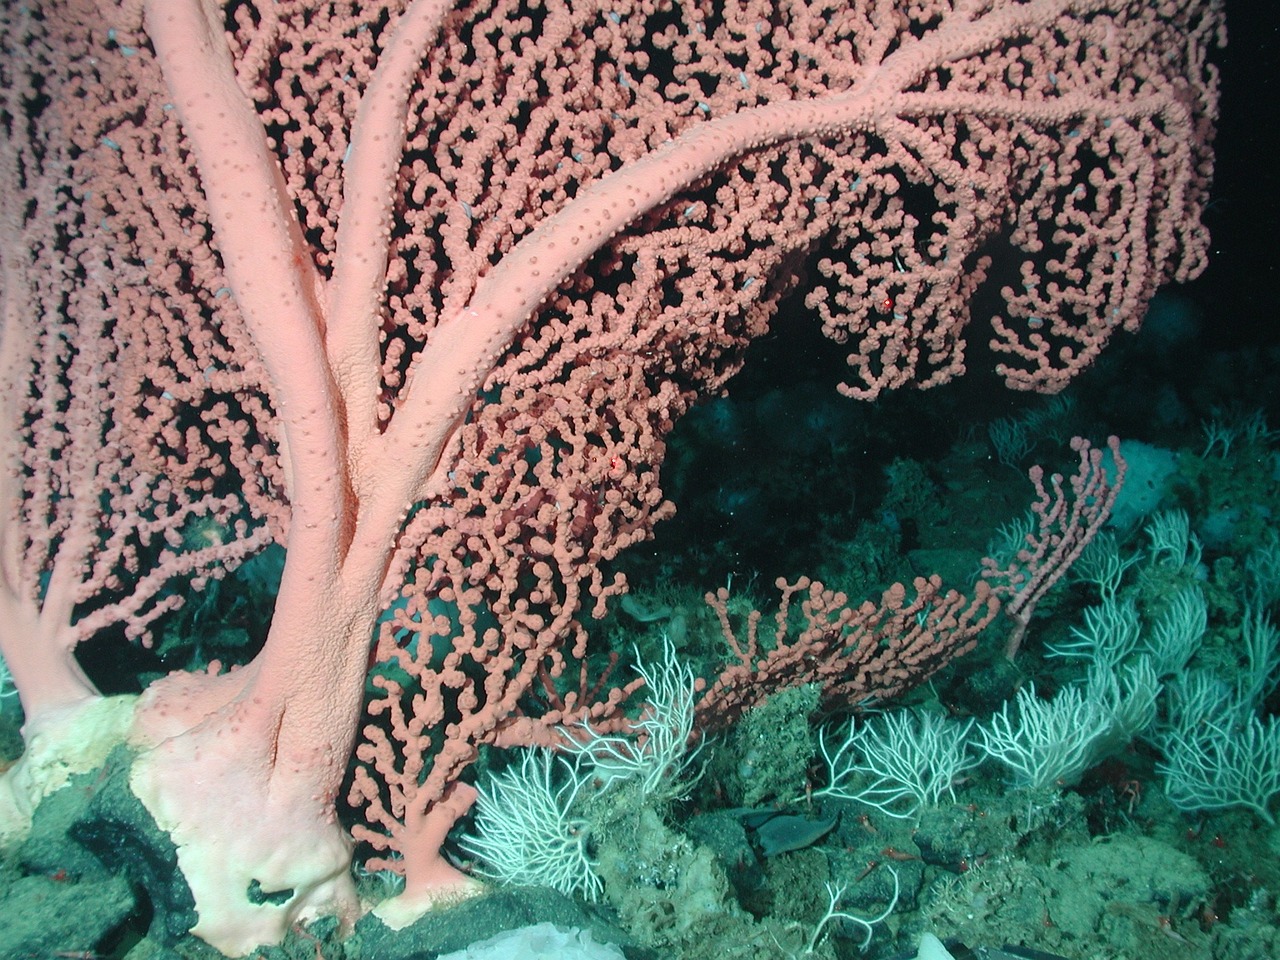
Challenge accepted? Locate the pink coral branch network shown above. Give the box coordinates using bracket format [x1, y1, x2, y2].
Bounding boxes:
[983, 436, 1128, 658]
[698, 575, 999, 728]
[0, 0, 1221, 954]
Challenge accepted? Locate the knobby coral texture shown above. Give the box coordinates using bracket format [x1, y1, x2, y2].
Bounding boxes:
[0, 0, 1221, 954]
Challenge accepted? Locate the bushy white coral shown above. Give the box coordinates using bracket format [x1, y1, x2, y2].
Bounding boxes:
[562, 635, 703, 802]
[815, 711, 977, 819]
[459, 639, 702, 898]
[1045, 595, 1143, 671]
[977, 659, 1160, 793]
[978, 683, 1111, 791]
[1158, 715, 1280, 824]
[458, 749, 602, 900]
